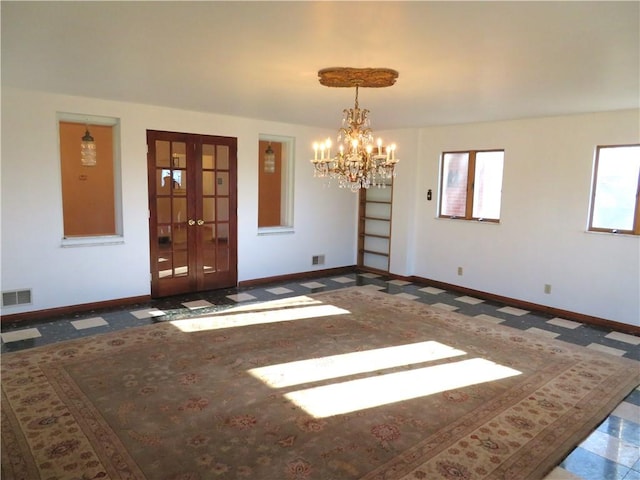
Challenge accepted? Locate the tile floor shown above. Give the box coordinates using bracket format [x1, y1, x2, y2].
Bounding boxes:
[2, 272, 639, 480]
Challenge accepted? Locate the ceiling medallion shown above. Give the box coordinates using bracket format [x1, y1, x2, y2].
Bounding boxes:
[318, 67, 399, 88]
[311, 67, 399, 191]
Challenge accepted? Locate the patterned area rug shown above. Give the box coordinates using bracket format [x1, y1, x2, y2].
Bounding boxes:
[2, 287, 639, 480]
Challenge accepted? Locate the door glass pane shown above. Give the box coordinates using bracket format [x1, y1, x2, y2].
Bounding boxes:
[157, 198, 171, 224]
[200, 226, 216, 274]
[172, 142, 186, 165]
[217, 223, 229, 241]
[203, 171, 215, 196]
[156, 140, 170, 167]
[158, 225, 172, 245]
[173, 169, 186, 193]
[172, 197, 187, 224]
[158, 252, 172, 278]
[203, 144, 215, 169]
[441, 153, 468, 217]
[159, 169, 186, 194]
[172, 152, 186, 169]
[216, 240, 229, 272]
[592, 145, 640, 230]
[203, 198, 215, 222]
[173, 224, 187, 248]
[174, 250, 188, 277]
[156, 170, 165, 192]
[472, 151, 504, 220]
[201, 224, 215, 243]
[217, 145, 229, 170]
[215, 223, 229, 272]
[217, 172, 229, 196]
[217, 246, 229, 271]
[217, 198, 229, 222]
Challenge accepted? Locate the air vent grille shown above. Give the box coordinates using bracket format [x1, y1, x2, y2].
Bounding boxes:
[2, 289, 32, 307]
[312, 255, 325, 266]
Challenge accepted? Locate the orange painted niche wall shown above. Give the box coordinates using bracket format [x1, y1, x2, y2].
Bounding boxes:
[258, 140, 282, 227]
[59, 122, 116, 236]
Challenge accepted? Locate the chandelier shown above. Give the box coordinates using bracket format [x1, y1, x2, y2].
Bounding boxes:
[311, 67, 399, 191]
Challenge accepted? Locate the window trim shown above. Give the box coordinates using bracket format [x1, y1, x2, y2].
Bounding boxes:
[588, 144, 640, 236]
[57, 112, 123, 246]
[438, 149, 504, 223]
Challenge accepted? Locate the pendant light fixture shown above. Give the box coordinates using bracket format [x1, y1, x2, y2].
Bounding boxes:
[264, 142, 276, 173]
[80, 126, 97, 167]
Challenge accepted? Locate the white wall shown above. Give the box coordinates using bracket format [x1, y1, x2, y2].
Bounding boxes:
[389, 110, 639, 326]
[0, 87, 358, 315]
[3, 88, 638, 327]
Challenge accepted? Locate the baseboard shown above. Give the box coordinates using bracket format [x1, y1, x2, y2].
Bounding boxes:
[238, 266, 357, 288]
[1, 267, 357, 325]
[3, 268, 637, 337]
[404, 274, 640, 336]
[1, 295, 151, 325]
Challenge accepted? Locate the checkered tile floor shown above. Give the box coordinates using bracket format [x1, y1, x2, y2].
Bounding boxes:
[2, 272, 639, 480]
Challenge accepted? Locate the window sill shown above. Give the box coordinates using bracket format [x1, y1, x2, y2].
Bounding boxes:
[585, 230, 638, 238]
[257, 226, 295, 236]
[61, 236, 124, 248]
[436, 217, 500, 224]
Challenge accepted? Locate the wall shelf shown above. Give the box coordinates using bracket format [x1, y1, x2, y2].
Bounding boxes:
[357, 179, 393, 272]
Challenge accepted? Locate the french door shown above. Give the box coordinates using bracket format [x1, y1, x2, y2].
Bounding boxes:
[147, 130, 237, 298]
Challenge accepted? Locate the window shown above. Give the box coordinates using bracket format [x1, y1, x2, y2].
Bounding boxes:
[58, 113, 122, 243]
[439, 150, 504, 222]
[258, 134, 295, 232]
[589, 144, 640, 235]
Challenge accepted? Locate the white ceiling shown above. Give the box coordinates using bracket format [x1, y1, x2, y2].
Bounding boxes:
[2, 1, 638, 130]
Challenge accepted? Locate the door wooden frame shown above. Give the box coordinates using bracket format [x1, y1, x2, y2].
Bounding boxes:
[147, 130, 238, 298]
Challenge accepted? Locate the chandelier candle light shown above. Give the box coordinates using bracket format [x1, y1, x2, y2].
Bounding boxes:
[311, 67, 399, 191]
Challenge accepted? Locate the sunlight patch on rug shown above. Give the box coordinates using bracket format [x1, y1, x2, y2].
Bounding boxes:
[170, 303, 351, 332]
[248, 340, 467, 388]
[285, 358, 521, 418]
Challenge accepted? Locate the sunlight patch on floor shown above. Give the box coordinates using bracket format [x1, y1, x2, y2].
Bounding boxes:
[248, 341, 467, 388]
[170, 303, 350, 332]
[219, 295, 325, 314]
[285, 358, 521, 418]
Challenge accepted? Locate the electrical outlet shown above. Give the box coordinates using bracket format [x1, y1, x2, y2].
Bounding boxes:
[544, 284, 552, 294]
[457, 267, 463, 276]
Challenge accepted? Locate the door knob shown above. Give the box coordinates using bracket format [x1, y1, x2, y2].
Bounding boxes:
[188, 219, 195, 226]
[197, 219, 205, 226]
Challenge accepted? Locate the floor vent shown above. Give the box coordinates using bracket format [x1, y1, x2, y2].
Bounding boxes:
[312, 255, 325, 266]
[2, 289, 32, 307]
